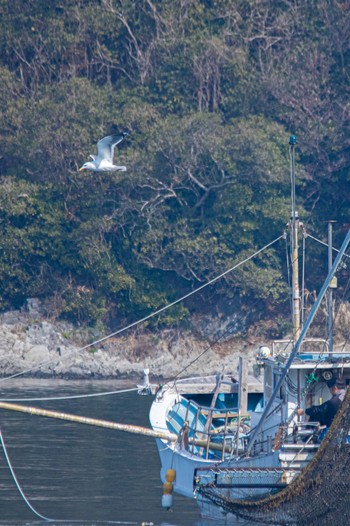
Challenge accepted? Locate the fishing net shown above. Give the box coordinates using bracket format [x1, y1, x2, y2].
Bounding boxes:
[198, 387, 350, 525]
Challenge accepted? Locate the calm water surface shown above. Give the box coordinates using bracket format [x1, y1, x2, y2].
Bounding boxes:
[0, 380, 270, 526]
[0, 379, 203, 526]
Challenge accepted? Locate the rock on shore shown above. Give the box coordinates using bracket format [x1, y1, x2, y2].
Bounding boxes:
[0, 307, 259, 382]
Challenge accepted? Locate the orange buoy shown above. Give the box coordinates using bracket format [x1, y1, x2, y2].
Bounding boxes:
[162, 469, 176, 508]
[165, 469, 176, 482]
[163, 481, 173, 494]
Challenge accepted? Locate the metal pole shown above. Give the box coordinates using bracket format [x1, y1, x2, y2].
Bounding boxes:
[301, 231, 306, 328]
[247, 225, 350, 453]
[236, 357, 243, 457]
[327, 221, 336, 355]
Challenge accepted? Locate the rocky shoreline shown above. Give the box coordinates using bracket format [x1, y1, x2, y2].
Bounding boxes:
[3, 304, 349, 387]
[0, 306, 259, 383]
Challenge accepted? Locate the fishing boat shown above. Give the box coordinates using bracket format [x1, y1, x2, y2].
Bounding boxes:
[147, 136, 350, 524]
[1, 136, 349, 525]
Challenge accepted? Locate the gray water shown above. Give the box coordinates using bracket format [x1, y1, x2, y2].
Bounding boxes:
[0, 380, 274, 526]
[0, 379, 203, 526]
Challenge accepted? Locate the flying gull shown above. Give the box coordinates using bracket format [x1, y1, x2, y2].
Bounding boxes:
[79, 132, 128, 172]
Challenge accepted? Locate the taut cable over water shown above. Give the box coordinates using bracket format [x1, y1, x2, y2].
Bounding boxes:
[0, 234, 284, 384]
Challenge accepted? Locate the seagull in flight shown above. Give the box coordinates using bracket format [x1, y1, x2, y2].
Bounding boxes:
[79, 132, 128, 172]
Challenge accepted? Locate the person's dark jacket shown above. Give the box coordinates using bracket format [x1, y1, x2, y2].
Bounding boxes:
[306, 390, 345, 427]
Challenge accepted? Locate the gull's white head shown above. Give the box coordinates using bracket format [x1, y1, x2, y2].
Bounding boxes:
[79, 161, 96, 172]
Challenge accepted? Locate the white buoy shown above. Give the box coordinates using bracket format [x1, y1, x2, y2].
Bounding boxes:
[162, 493, 173, 509]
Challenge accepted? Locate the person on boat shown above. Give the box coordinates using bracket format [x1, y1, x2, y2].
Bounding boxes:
[296, 377, 346, 427]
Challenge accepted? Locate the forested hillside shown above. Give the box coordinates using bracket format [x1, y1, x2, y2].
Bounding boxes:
[0, 0, 350, 335]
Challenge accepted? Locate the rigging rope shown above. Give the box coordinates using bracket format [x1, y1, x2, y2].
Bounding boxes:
[303, 232, 350, 353]
[301, 229, 306, 327]
[0, 235, 284, 385]
[285, 230, 293, 323]
[171, 318, 248, 382]
[306, 233, 350, 258]
[169, 240, 288, 384]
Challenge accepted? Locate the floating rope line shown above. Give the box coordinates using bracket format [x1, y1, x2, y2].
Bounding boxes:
[0, 386, 138, 403]
[0, 235, 284, 384]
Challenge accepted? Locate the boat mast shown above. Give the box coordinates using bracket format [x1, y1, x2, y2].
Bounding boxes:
[247, 222, 350, 453]
[289, 135, 301, 342]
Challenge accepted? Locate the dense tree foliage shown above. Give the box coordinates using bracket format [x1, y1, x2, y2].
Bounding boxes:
[0, 0, 350, 332]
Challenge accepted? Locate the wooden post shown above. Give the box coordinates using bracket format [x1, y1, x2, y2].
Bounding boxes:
[204, 371, 224, 459]
[235, 357, 248, 457]
[239, 356, 248, 414]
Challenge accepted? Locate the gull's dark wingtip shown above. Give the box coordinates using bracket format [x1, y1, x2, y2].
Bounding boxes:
[110, 131, 129, 142]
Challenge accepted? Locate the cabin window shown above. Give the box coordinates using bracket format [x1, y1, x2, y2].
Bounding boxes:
[274, 373, 283, 400]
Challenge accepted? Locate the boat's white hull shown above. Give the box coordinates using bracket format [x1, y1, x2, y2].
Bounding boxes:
[156, 437, 282, 499]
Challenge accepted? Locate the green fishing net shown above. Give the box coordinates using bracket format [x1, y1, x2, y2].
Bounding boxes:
[198, 387, 350, 525]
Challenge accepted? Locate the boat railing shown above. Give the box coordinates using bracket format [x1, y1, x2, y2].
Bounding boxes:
[276, 422, 322, 474]
[168, 397, 252, 460]
[271, 338, 329, 357]
[168, 397, 296, 460]
[202, 407, 251, 460]
[244, 432, 277, 458]
[193, 466, 296, 493]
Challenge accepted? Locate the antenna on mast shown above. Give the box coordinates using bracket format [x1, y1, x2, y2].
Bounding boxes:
[289, 134, 297, 225]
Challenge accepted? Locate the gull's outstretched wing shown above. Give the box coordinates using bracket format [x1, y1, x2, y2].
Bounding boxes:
[96, 133, 128, 163]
